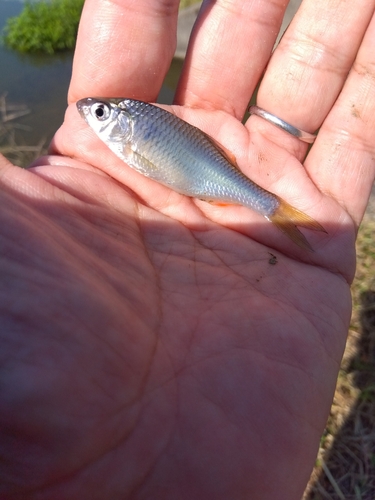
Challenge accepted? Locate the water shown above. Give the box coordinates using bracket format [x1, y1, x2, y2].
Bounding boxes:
[0, 1, 74, 146]
[0, 1, 181, 152]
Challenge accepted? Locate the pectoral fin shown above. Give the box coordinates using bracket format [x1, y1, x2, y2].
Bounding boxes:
[122, 145, 159, 176]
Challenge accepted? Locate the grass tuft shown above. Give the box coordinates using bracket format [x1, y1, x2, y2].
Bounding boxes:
[2, 0, 84, 54]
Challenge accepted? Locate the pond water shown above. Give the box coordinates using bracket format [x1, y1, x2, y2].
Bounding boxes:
[0, 1, 74, 146]
[0, 1, 182, 153]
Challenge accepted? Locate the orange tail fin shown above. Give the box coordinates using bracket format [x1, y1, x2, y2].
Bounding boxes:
[268, 198, 326, 251]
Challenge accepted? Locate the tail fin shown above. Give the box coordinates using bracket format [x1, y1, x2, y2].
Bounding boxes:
[268, 198, 326, 251]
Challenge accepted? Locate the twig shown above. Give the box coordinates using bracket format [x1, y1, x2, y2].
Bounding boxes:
[321, 459, 346, 500]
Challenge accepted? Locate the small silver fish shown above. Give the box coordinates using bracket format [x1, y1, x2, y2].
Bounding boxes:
[77, 97, 325, 250]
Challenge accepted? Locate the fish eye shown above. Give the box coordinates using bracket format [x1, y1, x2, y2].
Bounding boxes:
[92, 102, 110, 121]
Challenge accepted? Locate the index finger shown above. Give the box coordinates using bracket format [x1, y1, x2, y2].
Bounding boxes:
[68, 0, 179, 104]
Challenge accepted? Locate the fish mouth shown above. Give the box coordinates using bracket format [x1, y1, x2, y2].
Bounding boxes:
[76, 97, 95, 121]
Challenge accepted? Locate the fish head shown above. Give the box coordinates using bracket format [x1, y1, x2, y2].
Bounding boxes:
[76, 98, 133, 154]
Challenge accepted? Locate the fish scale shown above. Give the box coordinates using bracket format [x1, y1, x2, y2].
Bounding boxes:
[117, 99, 279, 215]
[77, 97, 326, 250]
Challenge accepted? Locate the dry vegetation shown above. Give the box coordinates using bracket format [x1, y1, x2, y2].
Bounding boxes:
[0, 94, 46, 167]
[304, 214, 375, 500]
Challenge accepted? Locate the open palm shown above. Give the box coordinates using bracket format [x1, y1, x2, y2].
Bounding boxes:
[1, 1, 375, 499]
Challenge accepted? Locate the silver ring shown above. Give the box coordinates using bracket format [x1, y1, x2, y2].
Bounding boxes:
[248, 106, 317, 144]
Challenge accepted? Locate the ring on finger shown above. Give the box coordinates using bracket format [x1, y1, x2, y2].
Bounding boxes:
[248, 106, 317, 144]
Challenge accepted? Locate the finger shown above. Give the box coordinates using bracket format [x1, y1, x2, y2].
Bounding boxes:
[250, 0, 375, 155]
[174, 0, 288, 119]
[305, 11, 375, 226]
[68, 0, 179, 104]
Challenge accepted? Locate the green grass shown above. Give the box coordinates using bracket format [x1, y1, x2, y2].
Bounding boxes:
[1, 0, 199, 54]
[2, 0, 84, 54]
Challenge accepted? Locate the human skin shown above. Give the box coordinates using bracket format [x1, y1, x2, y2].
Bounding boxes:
[1, 0, 375, 499]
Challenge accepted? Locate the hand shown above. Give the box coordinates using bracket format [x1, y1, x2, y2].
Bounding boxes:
[1, 1, 374, 499]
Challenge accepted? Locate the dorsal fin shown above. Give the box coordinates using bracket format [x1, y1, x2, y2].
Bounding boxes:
[201, 132, 240, 168]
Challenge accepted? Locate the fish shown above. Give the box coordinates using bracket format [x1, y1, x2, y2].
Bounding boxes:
[76, 97, 326, 250]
